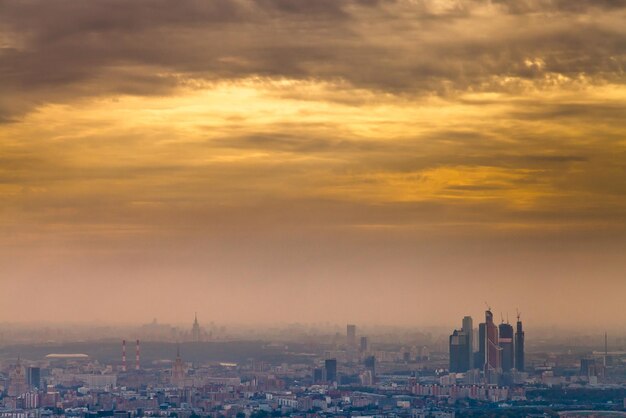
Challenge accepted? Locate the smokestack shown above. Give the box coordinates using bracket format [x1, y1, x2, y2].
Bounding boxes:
[136, 339, 140, 370]
[122, 340, 127, 372]
[604, 332, 608, 367]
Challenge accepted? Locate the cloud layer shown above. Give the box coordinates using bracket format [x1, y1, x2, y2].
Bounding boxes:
[2, 0, 625, 118]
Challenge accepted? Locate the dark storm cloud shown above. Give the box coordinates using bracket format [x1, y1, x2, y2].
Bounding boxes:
[491, 0, 626, 14]
[1, 0, 625, 119]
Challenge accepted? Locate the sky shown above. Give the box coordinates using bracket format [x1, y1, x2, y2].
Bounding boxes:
[1, 0, 625, 329]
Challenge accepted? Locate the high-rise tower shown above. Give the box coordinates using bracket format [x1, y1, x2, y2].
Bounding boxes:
[449, 329, 470, 372]
[462, 316, 474, 369]
[324, 358, 337, 383]
[515, 313, 525, 372]
[171, 345, 186, 387]
[347, 324, 356, 349]
[484, 309, 501, 378]
[450, 316, 473, 373]
[475, 322, 486, 369]
[360, 336, 369, 353]
[364, 355, 376, 382]
[498, 321, 514, 372]
[26, 366, 41, 389]
[8, 357, 28, 397]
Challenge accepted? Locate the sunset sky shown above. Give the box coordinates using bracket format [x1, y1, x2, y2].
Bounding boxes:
[1, 0, 625, 328]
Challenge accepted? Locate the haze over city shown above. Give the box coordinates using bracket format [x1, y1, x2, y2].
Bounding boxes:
[1, 0, 626, 330]
[2, 3, 626, 417]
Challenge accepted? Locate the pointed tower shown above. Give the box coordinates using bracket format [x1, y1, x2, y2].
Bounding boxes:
[484, 309, 502, 381]
[515, 312, 525, 372]
[8, 356, 28, 396]
[192, 313, 201, 342]
[171, 344, 185, 388]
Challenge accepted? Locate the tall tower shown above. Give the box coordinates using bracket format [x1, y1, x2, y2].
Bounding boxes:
[135, 340, 140, 370]
[8, 357, 28, 397]
[26, 366, 41, 390]
[449, 329, 470, 372]
[192, 313, 201, 342]
[514, 313, 525, 372]
[122, 340, 127, 372]
[476, 322, 486, 369]
[346, 324, 356, 349]
[462, 316, 474, 369]
[484, 309, 501, 379]
[171, 345, 185, 387]
[324, 358, 337, 383]
[360, 336, 369, 353]
[604, 331, 608, 367]
[364, 355, 376, 383]
[498, 321, 514, 372]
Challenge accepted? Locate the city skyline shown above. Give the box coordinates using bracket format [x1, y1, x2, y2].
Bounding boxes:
[0, 313, 623, 344]
[1, 0, 626, 328]
[2, 1, 625, 416]
[0, 298, 624, 331]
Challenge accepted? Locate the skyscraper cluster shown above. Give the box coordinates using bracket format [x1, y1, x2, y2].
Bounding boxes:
[449, 309, 525, 382]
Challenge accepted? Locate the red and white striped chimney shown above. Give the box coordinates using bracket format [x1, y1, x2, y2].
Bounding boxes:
[135, 339, 140, 370]
[122, 340, 127, 372]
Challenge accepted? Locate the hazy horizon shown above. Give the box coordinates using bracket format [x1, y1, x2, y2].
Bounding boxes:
[1, 318, 624, 342]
